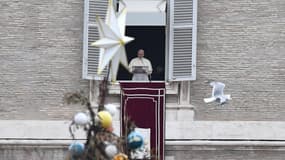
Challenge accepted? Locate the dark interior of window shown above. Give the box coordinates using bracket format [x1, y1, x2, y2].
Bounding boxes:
[117, 26, 165, 81]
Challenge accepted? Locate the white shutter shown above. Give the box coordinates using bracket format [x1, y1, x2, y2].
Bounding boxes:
[82, 0, 109, 80]
[167, 0, 197, 81]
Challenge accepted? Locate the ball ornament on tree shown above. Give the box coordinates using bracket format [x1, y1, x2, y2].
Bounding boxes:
[105, 143, 118, 158]
[113, 153, 128, 160]
[127, 131, 144, 149]
[98, 111, 113, 129]
[104, 103, 118, 117]
[73, 112, 89, 125]
[68, 142, 85, 156]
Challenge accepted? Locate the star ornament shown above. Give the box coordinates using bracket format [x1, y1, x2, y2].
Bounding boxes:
[91, 0, 134, 81]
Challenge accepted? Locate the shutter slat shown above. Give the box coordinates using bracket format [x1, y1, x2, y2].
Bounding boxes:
[89, 0, 108, 23]
[83, 0, 108, 80]
[174, 0, 193, 24]
[168, 0, 197, 81]
[87, 26, 108, 78]
[172, 27, 193, 78]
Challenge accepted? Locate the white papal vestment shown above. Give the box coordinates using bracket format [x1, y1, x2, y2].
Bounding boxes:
[128, 57, 153, 81]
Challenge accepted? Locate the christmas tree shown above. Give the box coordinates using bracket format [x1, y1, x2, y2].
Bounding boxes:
[64, 78, 151, 160]
[64, 0, 152, 159]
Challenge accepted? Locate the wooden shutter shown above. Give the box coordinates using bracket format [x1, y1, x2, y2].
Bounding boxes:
[82, 0, 109, 80]
[167, 0, 197, 81]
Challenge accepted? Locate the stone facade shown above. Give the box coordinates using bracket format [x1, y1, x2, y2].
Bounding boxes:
[2, 144, 285, 160]
[192, 0, 285, 121]
[0, 0, 88, 120]
[1, 0, 284, 121]
[165, 145, 285, 160]
[0, 145, 67, 160]
[0, 0, 285, 159]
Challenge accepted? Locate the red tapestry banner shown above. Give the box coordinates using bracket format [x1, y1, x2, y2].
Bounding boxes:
[120, 82, 165, 160]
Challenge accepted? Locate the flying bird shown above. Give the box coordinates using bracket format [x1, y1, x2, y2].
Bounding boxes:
[204, 82, 231, 105]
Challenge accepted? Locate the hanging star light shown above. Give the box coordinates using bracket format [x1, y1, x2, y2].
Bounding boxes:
[91, 0, 134, 81]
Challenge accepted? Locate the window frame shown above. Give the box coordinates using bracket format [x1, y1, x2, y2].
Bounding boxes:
[82, 0, 197, 84]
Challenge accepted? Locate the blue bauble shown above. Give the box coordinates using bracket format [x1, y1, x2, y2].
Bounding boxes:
[127, 131, 144, 149]
[68, 142, 85, 156]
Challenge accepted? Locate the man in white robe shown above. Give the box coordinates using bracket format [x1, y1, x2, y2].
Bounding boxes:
[128, 49, 153, 81]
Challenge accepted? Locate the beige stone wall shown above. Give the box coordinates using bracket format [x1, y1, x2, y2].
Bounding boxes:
[0, 0, 284, 121]
[1, 144, 285, 160]
[0, 0, 285, 159]
[0, 0, 88, 120]
[0, 145, 67, 160]
[192, 0, 285, 120]
[166, 145, 285, 160]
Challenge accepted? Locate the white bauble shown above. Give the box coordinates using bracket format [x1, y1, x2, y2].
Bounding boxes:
[104, 104, 118, 117]
[74, 112, 89, 125]
[105, 143, 118, 158]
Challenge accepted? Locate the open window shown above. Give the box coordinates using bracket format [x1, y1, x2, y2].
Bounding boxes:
[117, 26, 165, 81]
[82, 0, 197, 81]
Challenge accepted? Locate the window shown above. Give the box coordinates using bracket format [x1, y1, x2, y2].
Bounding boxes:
[82, 0, 197, 81]
[117, 26, 165, 81]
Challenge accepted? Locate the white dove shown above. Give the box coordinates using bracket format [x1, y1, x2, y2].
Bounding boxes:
[204, 82, 231, 104]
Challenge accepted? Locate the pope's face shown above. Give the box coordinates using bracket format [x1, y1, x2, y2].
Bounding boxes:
[137, 50, 144, 58]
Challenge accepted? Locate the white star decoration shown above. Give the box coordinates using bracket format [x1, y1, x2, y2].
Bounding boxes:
[91, 0, 134, 81]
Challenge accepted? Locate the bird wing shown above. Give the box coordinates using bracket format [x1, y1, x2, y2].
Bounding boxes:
[204, 97, 217, 103]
